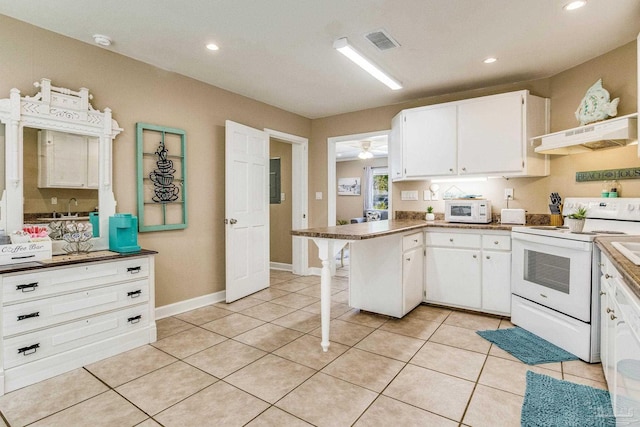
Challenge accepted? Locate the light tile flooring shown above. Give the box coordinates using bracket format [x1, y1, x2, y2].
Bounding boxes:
[0, 270, 607, 426]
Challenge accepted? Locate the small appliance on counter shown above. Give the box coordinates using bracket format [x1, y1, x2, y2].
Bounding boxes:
[444, 199, 492, 224]
[109, 213, 141, 253]
[500, 208, 526, 225]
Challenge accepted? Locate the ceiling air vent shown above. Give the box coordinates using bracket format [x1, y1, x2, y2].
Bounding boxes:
[364, 29, 400, 51]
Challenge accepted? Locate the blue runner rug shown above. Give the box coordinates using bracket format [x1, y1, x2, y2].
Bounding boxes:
[522, 371, 615, 426]
[476, 327, 579, 365]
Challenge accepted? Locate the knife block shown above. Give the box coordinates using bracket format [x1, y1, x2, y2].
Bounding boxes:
[550, 214, 563, 226]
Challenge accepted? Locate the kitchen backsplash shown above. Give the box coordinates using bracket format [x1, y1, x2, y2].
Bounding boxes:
[395, 210, 551, 225]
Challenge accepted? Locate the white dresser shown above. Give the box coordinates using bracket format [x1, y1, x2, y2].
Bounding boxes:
[0, 251, 156, 394]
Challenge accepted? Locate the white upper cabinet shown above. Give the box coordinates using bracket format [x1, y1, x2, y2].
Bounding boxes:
[403, 104, 457, 178]
[389, 112, 404, 181]
[389, 90, 549, 180]
[38, 130, 99, 189]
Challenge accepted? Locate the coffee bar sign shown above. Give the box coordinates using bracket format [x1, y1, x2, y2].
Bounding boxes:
[0, 241, 52, 265]
[576, 167, 640, 182]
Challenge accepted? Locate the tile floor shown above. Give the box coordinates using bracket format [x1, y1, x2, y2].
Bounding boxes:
[0, 270, 607, 426]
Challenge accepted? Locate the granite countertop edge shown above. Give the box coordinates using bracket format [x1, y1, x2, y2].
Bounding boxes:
[290, 219, 517, 240]
[0, 248, 158, 275]
[596, 236, 640, 300]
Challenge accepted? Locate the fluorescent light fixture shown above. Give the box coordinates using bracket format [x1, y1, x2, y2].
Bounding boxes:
[431, 177, 488, 183]
[483, 57, 497, 64]
[563, 0, 586, 10]
[333, 38, 402, 90]
[206, 43, 220, 51]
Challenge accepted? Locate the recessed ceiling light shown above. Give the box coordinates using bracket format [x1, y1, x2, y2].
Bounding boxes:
[206, 43, 220, 51]
[563, 1, 587, 11]
[483, 57, 497, 64]
[92, 34, 112, 47]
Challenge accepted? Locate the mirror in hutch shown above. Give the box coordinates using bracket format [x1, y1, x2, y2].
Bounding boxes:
[0, 78, 121, 253]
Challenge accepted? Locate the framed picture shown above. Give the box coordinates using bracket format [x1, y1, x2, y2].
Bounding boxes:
[338, 177, 361, 196]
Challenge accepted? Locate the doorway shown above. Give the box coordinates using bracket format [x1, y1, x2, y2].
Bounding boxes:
[327, 130, 390, 275]
[265, 128, 309, 275]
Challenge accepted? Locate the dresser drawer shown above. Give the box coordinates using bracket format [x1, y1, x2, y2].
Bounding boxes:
[3, 257, 150, 304]
[4, 279, 149, 336]
[482, 235, 511, 251]
[403, 232, 423, 251]
[425, 232, 481, 249]
[4, 305, 149, 369]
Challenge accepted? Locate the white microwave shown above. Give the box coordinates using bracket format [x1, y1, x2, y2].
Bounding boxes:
[445, 199, 492, 224]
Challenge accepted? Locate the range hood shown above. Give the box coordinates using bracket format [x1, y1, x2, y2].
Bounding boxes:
[533, 114, 638, 155]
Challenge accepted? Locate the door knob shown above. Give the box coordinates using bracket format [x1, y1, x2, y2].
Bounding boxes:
[226, 218, 238, 224]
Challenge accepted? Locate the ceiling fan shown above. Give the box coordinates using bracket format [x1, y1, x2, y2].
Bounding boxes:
[358, 140, 374, 159]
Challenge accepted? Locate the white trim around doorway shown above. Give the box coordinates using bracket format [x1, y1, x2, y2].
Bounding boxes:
[264, 128, 309, 276]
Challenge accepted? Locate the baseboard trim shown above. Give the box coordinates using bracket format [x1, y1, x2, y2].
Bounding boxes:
[308, 267, 321, 276]
[155, 290, 226, 319]
[270, 262, 292, 271]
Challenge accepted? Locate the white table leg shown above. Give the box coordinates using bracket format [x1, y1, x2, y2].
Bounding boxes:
[312, 238, 349, 352]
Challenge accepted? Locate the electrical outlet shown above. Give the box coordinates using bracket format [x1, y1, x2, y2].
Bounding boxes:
[51, 197, 57, 205]
[504, 188, 514, 200]
[401, 191, 418, 201]
[315, 192, 322, 200]
[281, 192, 286, 201]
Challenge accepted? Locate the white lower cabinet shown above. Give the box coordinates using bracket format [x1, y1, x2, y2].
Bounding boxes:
[425, 230, 511, 315]
[0, 254, 156, 394]
[350, 231, 423, 318]
[599, 251, 640, 422]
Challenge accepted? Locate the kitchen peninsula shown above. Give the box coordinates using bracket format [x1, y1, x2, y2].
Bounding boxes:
[292, 219, 514, 351]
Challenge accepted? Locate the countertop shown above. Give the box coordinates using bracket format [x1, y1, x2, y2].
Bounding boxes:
[0, 249, 158, 275]
[596, 236, 640, 300]
[291, 219, 517, 240]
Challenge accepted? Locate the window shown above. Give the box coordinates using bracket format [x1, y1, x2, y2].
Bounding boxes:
[364, 167, 388, 211]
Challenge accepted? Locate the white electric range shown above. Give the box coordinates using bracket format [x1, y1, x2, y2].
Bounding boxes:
[510, 198, 640, 363]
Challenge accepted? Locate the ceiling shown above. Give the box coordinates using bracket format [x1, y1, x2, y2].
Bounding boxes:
[1, 1, 639, 119]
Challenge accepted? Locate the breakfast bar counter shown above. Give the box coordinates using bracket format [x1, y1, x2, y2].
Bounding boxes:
[292, 219, 514, 351]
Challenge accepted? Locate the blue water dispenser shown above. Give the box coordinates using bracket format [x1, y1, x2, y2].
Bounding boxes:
[109, 213, 141, 253]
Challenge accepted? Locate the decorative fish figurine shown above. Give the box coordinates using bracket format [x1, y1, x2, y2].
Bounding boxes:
[575, 79, 619, 126]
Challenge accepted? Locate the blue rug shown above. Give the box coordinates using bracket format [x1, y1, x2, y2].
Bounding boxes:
[522, 371, 615, 426]
[476, 327, 579, 365]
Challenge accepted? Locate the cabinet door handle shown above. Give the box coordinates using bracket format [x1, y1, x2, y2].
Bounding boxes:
[605, 274, 612, 279]
[413, 239, 418, 243]
[611, 314, 617, 320]
[449, 238, 454, 242]
[472, 254, 477, 259]
[600, 291, 606, 296]
[494, 241, 499, 245]
[127, 266, 142, 274]
[16, 282, 39, 292]
[449, 168, 454, 173]
[127, 290, 142, 298]
[17, 312, 40, 321]
[128, 315, 142, 324]
[18, 343, 40, 355]
[462, 167, 467, 172]
[486, 255, 491, 259]
[606, 307, 614, 314]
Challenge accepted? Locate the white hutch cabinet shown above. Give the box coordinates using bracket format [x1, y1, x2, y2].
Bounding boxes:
[0, 79, 157, 394]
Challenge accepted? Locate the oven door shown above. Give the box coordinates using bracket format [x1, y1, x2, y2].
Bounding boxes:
[512, 232, 593, 322]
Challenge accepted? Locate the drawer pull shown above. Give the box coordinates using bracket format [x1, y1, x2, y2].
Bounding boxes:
[128, 315, 142, 324]
[494, 241, 499, 245]
[449, 238, 454, 242]
[127, 290, 142, 298]
[127, 266, 142, 274]
[11, 254, 36, 260]
[16, 282, 39, 292]
[17, 312, 40, 321]
[18, 343, 40, 356]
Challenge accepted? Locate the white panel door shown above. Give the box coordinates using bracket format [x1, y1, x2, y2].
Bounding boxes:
[225, 120, 269, 302]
